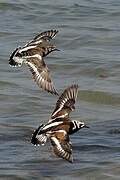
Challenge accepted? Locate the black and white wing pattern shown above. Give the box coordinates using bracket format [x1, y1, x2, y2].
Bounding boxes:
[25, 55, 58, 95]
[19, 45, 58, 58]
[31, 124, 48, 146]
[25, 30, 58, 46]
[50, 130, 73, 163]
[9, 47, 24, 67]
[49, 84, 79, 121]
[34, 29, 58, 41]
[9, 45, 58, 67]
[9, 29, 58, 67]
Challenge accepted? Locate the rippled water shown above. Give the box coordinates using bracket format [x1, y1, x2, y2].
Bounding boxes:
[0, 0, 120, 179]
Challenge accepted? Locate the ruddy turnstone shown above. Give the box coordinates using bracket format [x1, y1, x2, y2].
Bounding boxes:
[9, 30, 59, 95]
[31, 84, 89, 163]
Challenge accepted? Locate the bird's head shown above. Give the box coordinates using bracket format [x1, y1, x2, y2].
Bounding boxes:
[74, 120, 89, 129]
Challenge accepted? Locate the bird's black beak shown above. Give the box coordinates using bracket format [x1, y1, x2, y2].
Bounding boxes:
[84, 124, 89, 128]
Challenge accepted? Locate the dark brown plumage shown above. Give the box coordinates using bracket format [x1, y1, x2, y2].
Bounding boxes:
[9, 29, 59, 95]
[50, 84, 79, 120]
[31, 85, 89, 163]
[25, 56, 58, 95]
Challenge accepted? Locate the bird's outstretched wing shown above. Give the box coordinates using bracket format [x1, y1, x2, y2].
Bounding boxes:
[25, 55, 58, 95]
[49, 84, 79, 121]
[25, 29, 58, 46]
[9, 29, 58, 67]
[50, 130, 73, 163]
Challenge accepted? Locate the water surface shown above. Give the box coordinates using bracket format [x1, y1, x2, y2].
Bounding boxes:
[0, 0, 120, 179]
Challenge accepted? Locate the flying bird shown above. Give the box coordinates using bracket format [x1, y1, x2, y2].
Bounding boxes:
[31, 84, 89, 163]
[9, 30, 59, 95]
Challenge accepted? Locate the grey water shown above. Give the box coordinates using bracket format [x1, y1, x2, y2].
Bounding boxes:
[0, 0, 120, 179]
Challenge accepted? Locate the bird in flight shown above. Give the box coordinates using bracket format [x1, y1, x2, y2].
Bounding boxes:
[31, 84, 89, 163]
[9, 30, 59, 95]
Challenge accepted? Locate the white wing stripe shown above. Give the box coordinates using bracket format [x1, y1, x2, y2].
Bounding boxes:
[51, 137, 64, 153]
[27, 61, 40, 77]
[19, 45, 37, 53]
[23, 54, 42, 60]
[42, 121, 63, 131]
